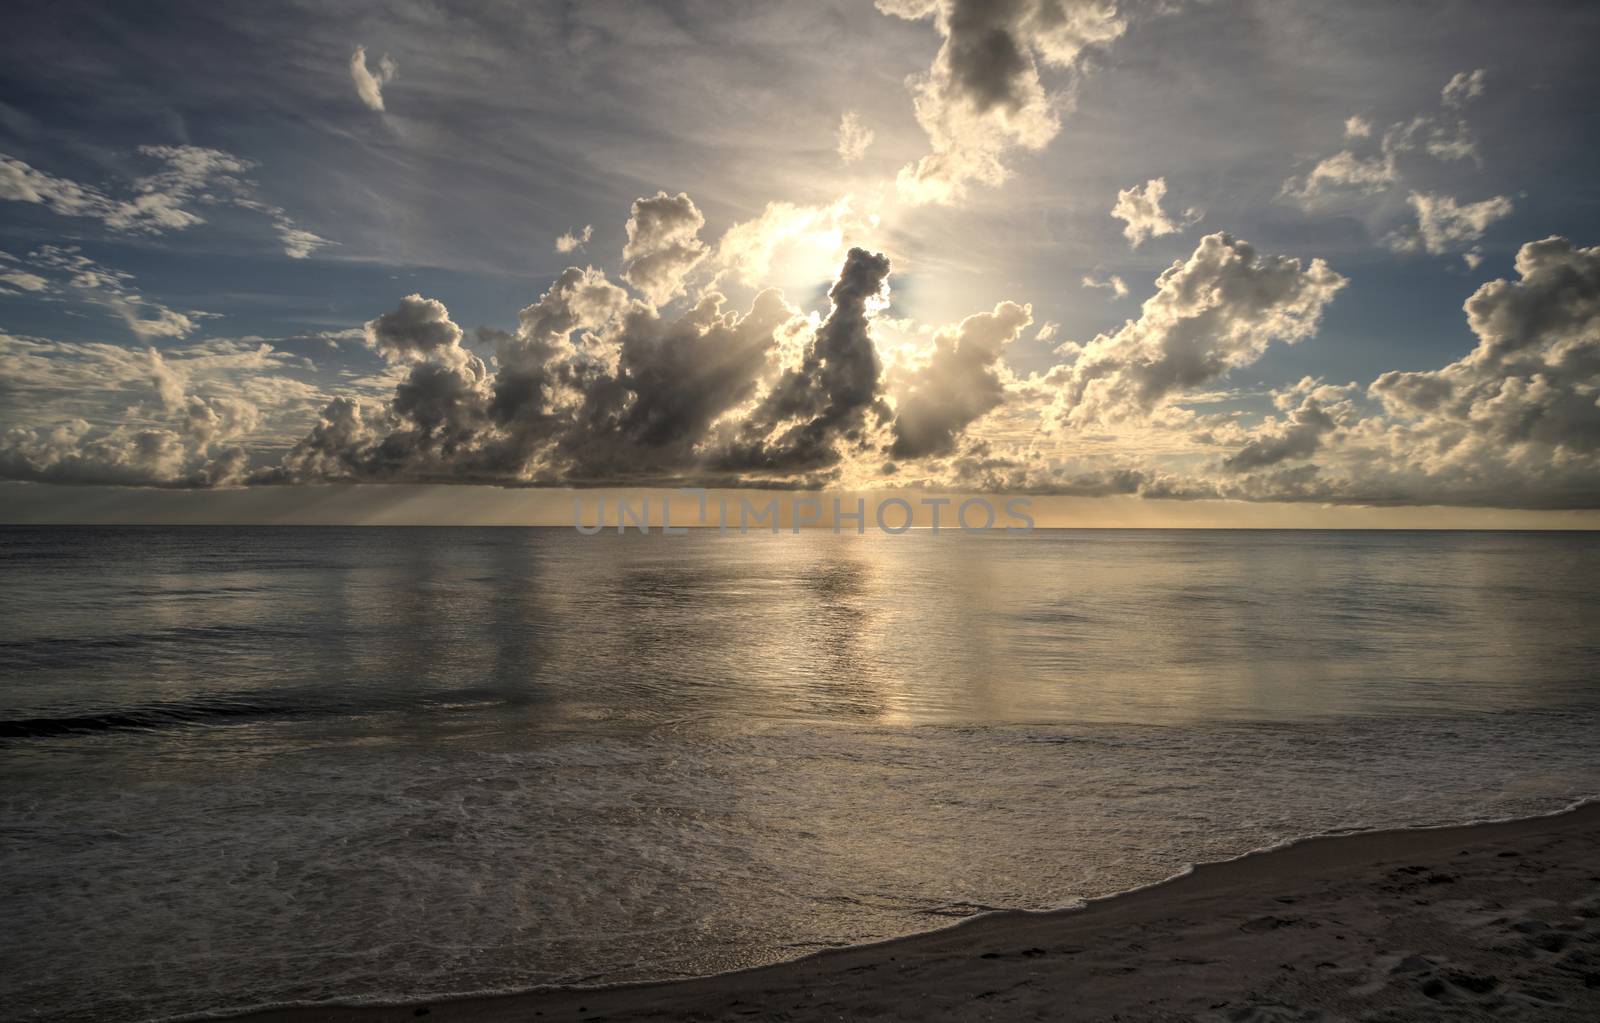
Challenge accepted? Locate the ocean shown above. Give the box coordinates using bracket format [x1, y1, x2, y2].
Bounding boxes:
[3, 526, 1598, 1020]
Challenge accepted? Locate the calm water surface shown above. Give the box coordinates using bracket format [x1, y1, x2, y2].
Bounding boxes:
[2, 527, 1598, 1020]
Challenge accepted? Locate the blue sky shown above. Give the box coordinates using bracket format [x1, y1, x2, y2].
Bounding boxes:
[3, 0, 1600, 521]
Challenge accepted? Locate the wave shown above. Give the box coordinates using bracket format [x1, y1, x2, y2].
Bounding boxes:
[0, 696, 299, 739]
[0, 684, 534, 741]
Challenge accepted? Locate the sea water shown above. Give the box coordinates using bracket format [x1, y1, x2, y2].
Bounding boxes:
[3, 526, 1598, 1020]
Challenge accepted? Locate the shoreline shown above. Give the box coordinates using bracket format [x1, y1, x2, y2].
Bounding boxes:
[222, 799, 1600, 1022]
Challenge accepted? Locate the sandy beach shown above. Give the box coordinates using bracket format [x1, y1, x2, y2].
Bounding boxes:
[229, 801, 1600, 1023]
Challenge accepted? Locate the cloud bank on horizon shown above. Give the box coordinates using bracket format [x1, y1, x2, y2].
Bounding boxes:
[2, 0, 1599, 511]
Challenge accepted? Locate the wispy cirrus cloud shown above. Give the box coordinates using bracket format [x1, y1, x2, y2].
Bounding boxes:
[0, 146, 331, 259]
[12, 245, 216, 340]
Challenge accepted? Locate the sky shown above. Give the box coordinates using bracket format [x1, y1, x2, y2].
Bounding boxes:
[2, 0, 1600, 525]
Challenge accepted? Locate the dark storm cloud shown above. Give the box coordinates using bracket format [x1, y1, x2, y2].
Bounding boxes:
[559, 290, 793, 479]
[258, 249, 897, 487]
[716, 247, 893, 475]
[364, 294, 467, 363]
[881, 0, 1127, 203]
[482, 266, 633, 462]
[272, 397, 374, 483]
[942, 0, 1035, 114]
[259, 292, 501, 484]
[266, 350, 495, 485]
[266, 266, 641, 486]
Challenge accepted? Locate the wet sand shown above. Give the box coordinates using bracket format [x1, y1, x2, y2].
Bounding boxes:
[230, 801, 1600, 1022]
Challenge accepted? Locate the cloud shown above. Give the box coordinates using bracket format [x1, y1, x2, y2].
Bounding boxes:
[4, 224, 1360, 499]
[1442, 68, 1487, 108]
[0, 420, 203, 487]
[5, 155, 1594, 512]
[1388, 191, 1513, 258]
[836, 111, 875, 163]
[363, 294, 468, 365]
[890, 300, 1031, 459]
[1051, 232, 1347, 425]
[2, 155, 111, 220]
[275, 223, 333, 260]
[0, 269, 48, 294]
[557, 289, 798, 480]
[1283, 72, 1487, 209]
[263, 257, 814, 486]
[1282, 148, 1397, 206]
[0, 338, 307, 487]
[0, 334, 312, 433]
[254, 250, 892, 490]
[880, 0, 1126, 205]
[1393, 113, 1478, 164]
[19, 245, 217, 339]
[1221, 378, 1358, 471]
[147, 346, 187, 408]
[622, 192, 709, 305]
[711, 194, 875, 292]
[512, 266, 633, 349]
[1175, 235, 1600, 509]
[555, 225, 593, 254]
[717, 248, 894, 475]
[0, 147, 227, 233]
[487, 265, 633, 446]
[294, 293, 501, 484]
[1111, 177, 1199, 247]
[350, 46, 398, 112]
[1369, 236, 1600, 457]
[0, 146, 330, 258]
[1081, 272, 1129, 298]
[120, 306, 205, 340]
